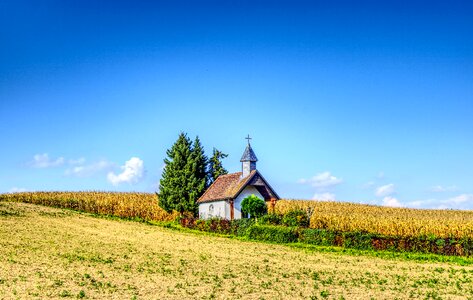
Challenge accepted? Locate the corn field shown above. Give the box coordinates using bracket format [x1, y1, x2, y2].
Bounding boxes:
[275, 200, 473, 239]
[3, 192, 473, 239]
[0, 191, 177, 222]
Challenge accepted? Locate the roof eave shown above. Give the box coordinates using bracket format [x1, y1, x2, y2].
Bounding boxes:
[253, 170, 281, 200]
[197, 197, 232, 204]
[231, 170, 280, 200]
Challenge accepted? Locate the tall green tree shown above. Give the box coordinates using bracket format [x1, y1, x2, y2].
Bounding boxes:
[208, 148, 228, 183]
[158, 132, 198, 214]
[158, 132, 227, 215]
[187, 136, 208, 209]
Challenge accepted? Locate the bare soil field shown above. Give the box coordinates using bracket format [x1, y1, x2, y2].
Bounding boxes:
[1, 202, 473, 299]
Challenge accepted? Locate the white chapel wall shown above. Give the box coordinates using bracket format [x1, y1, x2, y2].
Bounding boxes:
[199, 201, 229, 219]
[233, 186, 264, 219]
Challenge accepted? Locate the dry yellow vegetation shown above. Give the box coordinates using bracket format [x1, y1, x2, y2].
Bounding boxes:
[0, 191, 177, 222]
[1, 202, 473, 299]
[276, 200, 473, 239]
[3, 192, 473, 240]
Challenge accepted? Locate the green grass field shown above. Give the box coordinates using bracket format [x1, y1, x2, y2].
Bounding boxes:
[1, 201, 473, 299]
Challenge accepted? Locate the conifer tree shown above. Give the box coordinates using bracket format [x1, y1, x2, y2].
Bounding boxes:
[208, 148, 228, 183]
[158, 132, 195, 214]
[158, 133, 210, 215]
[187, 136, 208, 211]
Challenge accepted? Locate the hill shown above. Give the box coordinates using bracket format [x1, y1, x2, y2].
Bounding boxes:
[1, 201, 473, 299]
[3, 192, 473, 240]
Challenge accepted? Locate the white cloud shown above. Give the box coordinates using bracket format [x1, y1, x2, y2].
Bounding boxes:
[107, 157, 145, 186]
[405, 200, 425, 208]
[312, 192, 336, 201]
[29, 153, 65, 168]
[65, 160, 114, 177]
[375, 183, 395, 197]
[382, 196, 402, 207]
[446, 194, 473, 205]
[403, 194, 473, 210]
[68, 157, 86, 165]
[8, 187, 27, 193]
[299, 172, 342, 189]
[429, 185, 458, 193]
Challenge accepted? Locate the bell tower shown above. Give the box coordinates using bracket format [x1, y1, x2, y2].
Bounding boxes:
[240, 135, 258, 178]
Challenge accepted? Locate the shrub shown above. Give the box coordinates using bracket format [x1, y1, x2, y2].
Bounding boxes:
[341, 231, 376, 250]
[179, 215, 197, 228]
[195, 219, 207, 231]
[300, 228, 337, 246]
[184, 215, 473, 256]
[245, 224, 299, 243]
[276, 199, 473, 240]
[211, 218, 231, 234]
[181, 217, 232, 234]
[282, 209, 309, 227]
[259, 213, 282, 225]
[231, 218, 255, 236]
[299, 228, 473, 256]
[241, 194, 267, 218]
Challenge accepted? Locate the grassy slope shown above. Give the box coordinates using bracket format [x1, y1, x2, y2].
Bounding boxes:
[1, 202, 473, 299]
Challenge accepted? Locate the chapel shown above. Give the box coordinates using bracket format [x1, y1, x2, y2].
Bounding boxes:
[197, 136, 279, 219]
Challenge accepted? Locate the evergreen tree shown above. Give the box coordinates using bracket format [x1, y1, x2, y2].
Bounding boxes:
[208, 148, 228, 183]
[158, 132, 194, 214]
[158, 133, 209, 215]
[187, 136, 208, 211]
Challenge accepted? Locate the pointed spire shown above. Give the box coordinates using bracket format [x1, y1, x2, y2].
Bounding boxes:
[240, 135, 258, 162]
[241, 135, 257, 177]
[240, 143, 258, 162]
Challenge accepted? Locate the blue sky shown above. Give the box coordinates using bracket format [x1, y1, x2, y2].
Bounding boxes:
[1, 0, 472, 209]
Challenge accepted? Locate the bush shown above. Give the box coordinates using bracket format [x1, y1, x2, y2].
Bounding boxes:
[183, 215, 473, 256]
[342, 231, 376, 250]
[241, 194, 267, 218]
[180, 217, 232, 234]
[300, 228, 337, 246]
[299, 229, 473, 256]
[259, 213, 282, 225]
[245, 224, 299, 243]
[208, 218, 231, 234]
[179, 215, 197, 228]
[282, 209, 309, 227]
[231, 218, 255, 236]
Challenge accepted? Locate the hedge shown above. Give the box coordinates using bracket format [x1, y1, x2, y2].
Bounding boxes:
[300, 228, 473, 256]
[179, 217, 473, 256]
[246, 224, 299, 243]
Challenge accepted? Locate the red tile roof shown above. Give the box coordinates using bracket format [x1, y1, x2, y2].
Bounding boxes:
[197, 171, 257, 203]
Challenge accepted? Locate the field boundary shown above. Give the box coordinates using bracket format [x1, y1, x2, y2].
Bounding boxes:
[3, 200, 472, 266]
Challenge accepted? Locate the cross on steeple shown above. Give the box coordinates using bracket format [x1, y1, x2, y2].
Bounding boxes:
[245, 134, 252, 145]
[240, 135, 258, 177]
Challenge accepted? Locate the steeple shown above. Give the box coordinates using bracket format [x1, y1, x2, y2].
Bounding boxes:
[240, 135, 258, 177]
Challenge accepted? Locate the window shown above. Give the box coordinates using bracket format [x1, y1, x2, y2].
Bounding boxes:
[209, 204, 214, 216]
